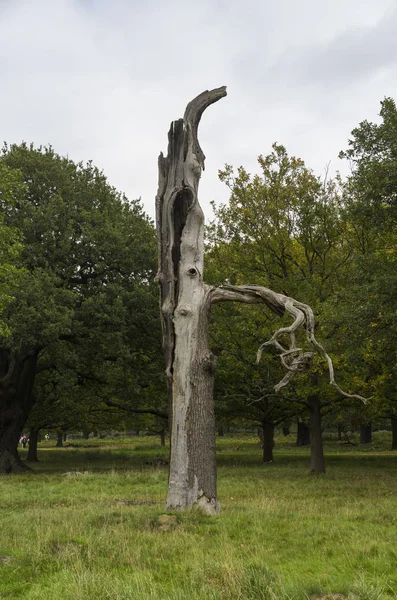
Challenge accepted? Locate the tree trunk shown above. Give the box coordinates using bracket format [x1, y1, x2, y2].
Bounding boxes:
[27, 428, 40, 462]
[217, 426, 224, 437]
[155, 87, 354, 510]
[82, 429, 90, 440]
[391, 417, 397, 450]
[296, 420, 310, 446]
[337, 424, 343, 440]
[308, 394, 326, 474]
[360, 423, 372, 444]
[0, 350, 38, 473]
[262, 421, 275, 463]
[160, 429, 166, 447]
[63, 432, 68, 442]
[56, 430, 64, 448]
[282, 422, 290, 436]
[156, 88, 227, 514]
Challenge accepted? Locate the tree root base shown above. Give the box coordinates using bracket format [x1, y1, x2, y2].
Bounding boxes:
[166, 494, 220, 516]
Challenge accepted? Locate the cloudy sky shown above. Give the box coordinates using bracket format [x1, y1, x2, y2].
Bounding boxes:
[1, 0, 396, 219]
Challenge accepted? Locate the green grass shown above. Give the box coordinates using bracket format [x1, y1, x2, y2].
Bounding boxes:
[0, 434, 396, 599]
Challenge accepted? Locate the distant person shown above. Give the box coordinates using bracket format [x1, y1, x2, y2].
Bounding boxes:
[21, 435, 27, 448]
[45, 434, 50, 442]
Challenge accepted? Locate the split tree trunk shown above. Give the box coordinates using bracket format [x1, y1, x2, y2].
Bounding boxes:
[27, 428, 40, 462]
[155, 87, 356, 511]
[156, 87, 227, 514]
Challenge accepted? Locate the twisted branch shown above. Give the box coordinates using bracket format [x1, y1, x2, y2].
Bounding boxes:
[210, 284, 367, 403]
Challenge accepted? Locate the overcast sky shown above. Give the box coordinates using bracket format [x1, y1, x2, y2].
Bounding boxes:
[1, 0, 396, 219]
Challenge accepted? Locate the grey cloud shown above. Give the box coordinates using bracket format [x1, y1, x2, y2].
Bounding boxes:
[267, 6, 397, 88]
[0, 0, 396, 220]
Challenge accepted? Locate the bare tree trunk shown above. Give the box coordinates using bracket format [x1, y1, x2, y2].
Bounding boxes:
[156, 88, 227, 514]
[391, 417, 397, 450]
[308, 394, 325, 474]
[155, 87, 364, 512]
[27, 428, 40, 462]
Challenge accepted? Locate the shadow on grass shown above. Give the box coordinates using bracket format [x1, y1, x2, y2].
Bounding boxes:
[20, 437, 397, 477]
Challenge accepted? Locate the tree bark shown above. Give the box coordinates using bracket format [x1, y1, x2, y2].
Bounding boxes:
[27, 428, 40, 462]
[262, 421, 275, 463]
[156, 87, 227, 514]
[296, 420, 310, 446]
[391, 417, 397, 450]
[360, 423, 372, 444]
[308, 394, 326, 474]
[282, 422, 291, 436]
[0, 350, 38, 473]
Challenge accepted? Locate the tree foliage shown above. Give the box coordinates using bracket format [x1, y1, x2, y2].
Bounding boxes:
[0, 143, 163, 471]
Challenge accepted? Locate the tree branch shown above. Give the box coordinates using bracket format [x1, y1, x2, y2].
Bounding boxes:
[210, 284, 368, 402]
[104, 399, 168, 421]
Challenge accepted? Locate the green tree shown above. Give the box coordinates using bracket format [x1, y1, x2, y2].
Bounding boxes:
[0, 143, 161, 473]
[210, 300, 304, 462]
[0, 163, 24, 335]
[207, 144, 358, 472]
[335, 97, 397, 446]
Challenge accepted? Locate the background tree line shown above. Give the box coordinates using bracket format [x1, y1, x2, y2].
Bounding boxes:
[1, 97, 396, 473]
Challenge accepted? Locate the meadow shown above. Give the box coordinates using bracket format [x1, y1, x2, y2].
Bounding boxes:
[0, 433, 396, 599]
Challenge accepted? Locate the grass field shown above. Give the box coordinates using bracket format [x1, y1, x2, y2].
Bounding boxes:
[0, 433, 396, 599]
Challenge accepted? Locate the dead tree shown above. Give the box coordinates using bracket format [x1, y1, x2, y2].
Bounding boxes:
[156, 87, 365, 514]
